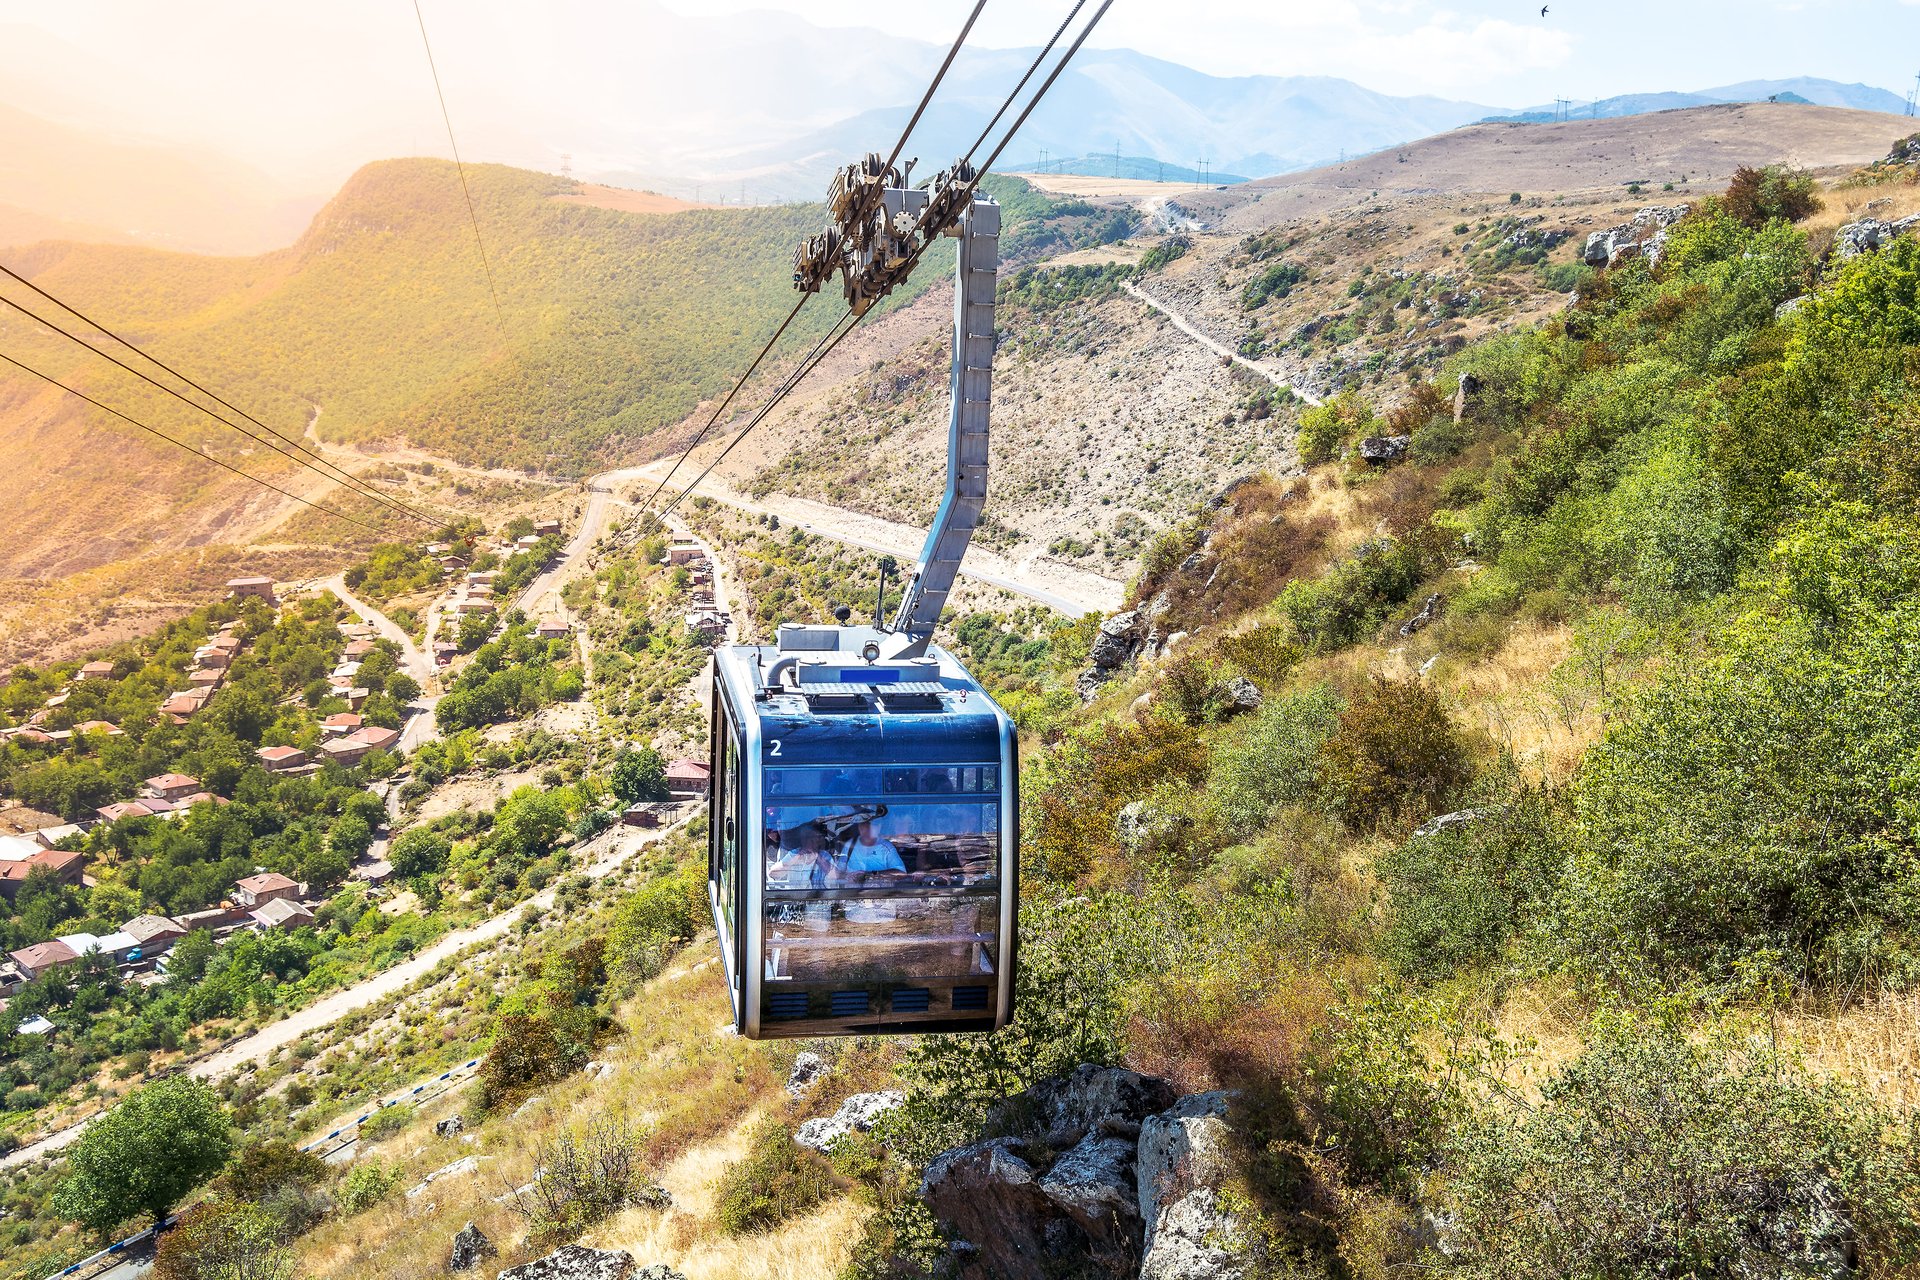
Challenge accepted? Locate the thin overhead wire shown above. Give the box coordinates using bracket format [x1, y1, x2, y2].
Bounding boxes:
[0, 348, 379, 530]
[652, 0, 1114, 525]
[0, 273, 437, 525]
[638, 1, 993, 529]
[653, 309, 861, 527]
[412, 0, 505, 326]
[961, 0, 1086, 169]
[631, 296, 808, 522]
[886, 0, 988, 173]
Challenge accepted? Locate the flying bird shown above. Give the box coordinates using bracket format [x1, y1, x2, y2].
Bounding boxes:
[1540, 4, 1549, 14]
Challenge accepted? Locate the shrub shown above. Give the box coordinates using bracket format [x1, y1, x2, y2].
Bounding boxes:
[1721, 163, 1822, 228]
[1376, 774, 1567, 978]
[512, 1121, 662, 1244]
[357, 1102, 412, 1144]
[1205, 686, 1343, 838]
[152, 1201, 296, 1280]
[479, 1013, 587, 1108]
[1295, 392, 1375, 465]
[1243, 260, 1305, 308]
[1442, 1016, 1920, 1277]
[1317, 677, 1474, 831]
[337, 1160, 399, 1213]
[607, 858, 705, 978]
[1026, 719, 1208, 884]
[1408, 415, 1469, 464]
[711, 1119, 840, 1235]
[1277, 537, 1425, 653]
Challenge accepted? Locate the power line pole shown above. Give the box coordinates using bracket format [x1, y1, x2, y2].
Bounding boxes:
[1907, 73, 1918, 117]
[1114, 142, 1122, 179]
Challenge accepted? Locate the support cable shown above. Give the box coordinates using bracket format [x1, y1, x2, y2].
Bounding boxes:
[960, 0, 1087, 169]
[654, 0, 1114, 526]
[0, 269, 438, 524]
[885, 0, 987, 173]
[0, 349, 379, 530]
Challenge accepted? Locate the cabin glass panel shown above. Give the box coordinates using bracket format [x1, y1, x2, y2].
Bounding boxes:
[760, 770, 1001, 988]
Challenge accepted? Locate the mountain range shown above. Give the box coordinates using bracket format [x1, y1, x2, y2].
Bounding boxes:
[1, 0, 1914, 254]
[1488, 75, 1912, 124]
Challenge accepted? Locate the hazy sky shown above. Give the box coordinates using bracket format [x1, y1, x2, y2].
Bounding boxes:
[2, 0, 1915, 196]
[682, 0, 1920, 102]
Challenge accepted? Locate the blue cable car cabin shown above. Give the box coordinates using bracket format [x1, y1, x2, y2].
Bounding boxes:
[707, 624, 1017, 1038]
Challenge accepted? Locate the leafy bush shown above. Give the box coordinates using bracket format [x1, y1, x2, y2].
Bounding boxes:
[711, 1118, 839, 1234]
[336, 1160, 399, 1213]
[607, 858, 705, 978]
[1277, 537, 1425, 653]
[1376, 774, 1566, 978]
[1295, 392, 1375, 465]
[357, 1102, 413, 1144]
[1215, 624, 1303, 691]
[1441, 1016, 1920, 1277]
[1204, 686, 1343, 838]
[1243, 260, 1306, 308]
[1317, 677, 1474, 832]
[513, 1121, 662, 1244]
[1720, 164, 1822, 228]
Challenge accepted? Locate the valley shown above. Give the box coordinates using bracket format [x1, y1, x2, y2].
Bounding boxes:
[3, 42, 1920, 1280]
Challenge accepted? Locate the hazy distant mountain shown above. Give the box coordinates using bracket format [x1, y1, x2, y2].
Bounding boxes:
[1488, 76, 1909, 124]
[0, 101, 319, 254]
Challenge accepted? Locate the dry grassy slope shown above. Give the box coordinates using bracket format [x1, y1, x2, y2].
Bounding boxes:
[1192, 102, 1913, 233]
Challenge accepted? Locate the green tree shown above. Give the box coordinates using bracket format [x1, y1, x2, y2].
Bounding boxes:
[389, 827, 452, 880]
[610, 747, 669, 804]
[53, 1076, 233, 1231]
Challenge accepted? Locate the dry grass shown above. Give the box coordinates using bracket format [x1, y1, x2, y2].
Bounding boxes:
[1787, 990, 1920, 1112]
[292, 941, 861, 1280]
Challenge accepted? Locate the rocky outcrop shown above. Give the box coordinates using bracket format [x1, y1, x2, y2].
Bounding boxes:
[1359, 435, 1412, 466]
[921, 1067, 1184, 1280]
[449, 1222, 496, 1271]
[1078, 609, 1146, 703]
[1138, 1092, 1250, 1280]
[500, 1245, 636, 1280]
[1414, 807, 1486, 838]
[1399, 592, 1444, 636]
[434, 1115, 465, 1138]
[1584, 205, 1692, 269]
[1221, 676, 1263, 715]
[1833, 214, 1920, 260]
[794, 1090, 903, 1151]
[785, 1051, 828, 1098]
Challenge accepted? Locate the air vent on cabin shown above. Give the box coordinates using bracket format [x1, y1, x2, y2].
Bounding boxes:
[890, 987, 931, 1013]
[766, 990, 811, 1020]
[951, 985, 989, 1011]
[829, 989, 872, 1017]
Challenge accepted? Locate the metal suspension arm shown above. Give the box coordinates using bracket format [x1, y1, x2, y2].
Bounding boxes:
[884, 194, 999, 657]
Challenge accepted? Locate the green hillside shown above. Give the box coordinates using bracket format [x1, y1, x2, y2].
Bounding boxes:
[2, 160, 849, 475]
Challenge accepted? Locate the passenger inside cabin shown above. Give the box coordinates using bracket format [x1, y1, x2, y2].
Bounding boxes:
[769, 823, 837, 887]
[840, 819, 905, 880]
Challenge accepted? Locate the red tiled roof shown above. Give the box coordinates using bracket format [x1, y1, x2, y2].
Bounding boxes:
[10, 939, 77, 970]
[145, 773, 199, 791]
[322, 713, 362, 728]
[0, 849, 84, 884]
[236, 872, 297, 894]
[257, 746, 305, 762]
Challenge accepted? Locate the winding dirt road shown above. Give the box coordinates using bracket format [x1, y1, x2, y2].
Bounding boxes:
[1121, 280, 1324, 406]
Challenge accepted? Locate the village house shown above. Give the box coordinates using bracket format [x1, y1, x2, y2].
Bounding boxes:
[142, 773, 202, 804]
[193, 646, 232, 670]
[73, 720, 123, 737]
[425, 542, 451, 556]
[121, 914, 186, 954]
[233, 871, 301, 909]
[455, 597, 494, 615]
[665, 759, 712, 798]
[343, 638, 376, 659]
[249, 898, 314, 931]
[535, 618, 571, 640]
[176, 904, 243, 933]
[32, 824, 84, 848]
[188, 669, 224, 690]
[533, 519, 561, 537]
[0, 846, 85, 902]
[9, 939, 78, 980]
[257, 745, 307, 773]
[667, 541, 703, 566]
[226, 576, 276, 603]
[344, 687, 371, 711]
[77, 660, 115, 681]
[321, 712, 363, 736]
[684, 609, 728, 640]
[355, 725, 401, 753]
[467, 570, 500, 585]
[515, 534, 542, 550]
[97, 800, 156, 823]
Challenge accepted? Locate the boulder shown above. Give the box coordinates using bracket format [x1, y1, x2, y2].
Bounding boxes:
[1075, 668, 1113, 705]
[1138, 1092, 1249, 1280]
[1358, 435, 1411, 466]
[435, 1115, 465, 1139]
[449, 1221, 496, 1271]
[1414, 808, 1486, 839]
[1221, 676, 1263, 716]
[1027, 1065, 1178, 1149]
[1834, 219, 1893, 259]
[1582, 229, 1613, 266]
[500, 1245, 636, 1280]
[406, 1155, 480, 1198]
[1775, 295, 1807, 320]
[794, 1090, 903, 1151]
[923, 1136, 1140, 1280]
[1088, 610, 1142, 669]
[1398, 592, 1444, 637]
[785, 1051, 829, 1098]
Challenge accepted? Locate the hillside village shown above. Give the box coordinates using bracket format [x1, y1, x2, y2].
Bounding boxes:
[0, 82, 1918, 1280]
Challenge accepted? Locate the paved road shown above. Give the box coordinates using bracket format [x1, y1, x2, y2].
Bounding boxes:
[1, 818, 690, 1174]
[1121, 280, 1324, 407]
[321, 574, 440, 751]
[517, 466, 654, 618]
[629, 463, 1121, 617]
